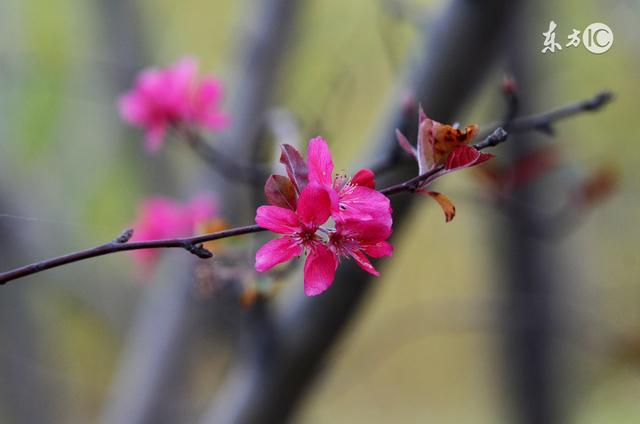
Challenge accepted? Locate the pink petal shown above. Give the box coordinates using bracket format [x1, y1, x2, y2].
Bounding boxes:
[351, 168, 375, 188]
[337, 219, 392, 244]
[296, 184, 332, 227]
[187, 193, 218, 224]
[363, 241, 393, 258]
[337, 186, 392, 226]
[195, 77, 223, 104]
[255, 205, 300, 234]
[307, 136, 334, 186]
[349, 249, 379, 276]
[303, 245, 337, 296]
[255, 237, 302, 272]
[118, 93, 147, 124]
[144, 123, 167, 153]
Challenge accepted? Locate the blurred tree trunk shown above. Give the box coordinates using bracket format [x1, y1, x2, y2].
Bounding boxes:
[498, 3, 570, 423]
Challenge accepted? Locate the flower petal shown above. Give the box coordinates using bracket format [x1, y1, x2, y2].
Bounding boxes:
[255, 205, 300, 234]
[337, 186, 392, 226]
[255, 237, 302, 272]
[351, 168, 375, 188]
[363, 241, 393, 258]
[296, 184, 332, 227]
[303, 245, 337, 296]
[349, 249, 379, 276]
[144, 123, 167, 153]
[307, 136, 334, 186]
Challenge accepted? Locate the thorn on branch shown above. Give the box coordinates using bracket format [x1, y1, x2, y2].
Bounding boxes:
[114, 228, 134, 244]
[184, 243, 214, 259]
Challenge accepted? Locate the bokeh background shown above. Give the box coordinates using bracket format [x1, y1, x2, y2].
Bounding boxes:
[0, 0, 639, 423]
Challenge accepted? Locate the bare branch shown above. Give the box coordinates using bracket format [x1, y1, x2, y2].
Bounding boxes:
[0, 225, 265, 285]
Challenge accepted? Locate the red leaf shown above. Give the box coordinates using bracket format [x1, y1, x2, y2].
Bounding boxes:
[446, 145, 493, 171]
[264, 175, 297, 210]
[279, 144, 308, 193]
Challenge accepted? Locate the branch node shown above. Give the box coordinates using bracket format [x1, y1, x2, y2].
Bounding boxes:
[114, 228, 134, 244]
[184, 243, 214, 259]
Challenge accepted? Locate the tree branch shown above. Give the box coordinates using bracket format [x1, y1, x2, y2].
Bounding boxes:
[0, 225, 264, 285]
[0, 126, 510, 287]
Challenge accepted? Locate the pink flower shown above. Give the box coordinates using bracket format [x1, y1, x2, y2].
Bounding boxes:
[255, 184, 338, 296]
[307, 136, 392, 225]
[256, 138, 394, 296]
[119, 57, 229, 152]
[130, 193, 218, 270]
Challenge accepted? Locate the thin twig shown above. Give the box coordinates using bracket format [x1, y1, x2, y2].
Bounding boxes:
[0, 226, 265, 285]
[481, 90, 613, 137]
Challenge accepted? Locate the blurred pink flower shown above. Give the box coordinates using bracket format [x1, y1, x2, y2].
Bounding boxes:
[130, 193, 218, 271]
[119, 57, 229, 152]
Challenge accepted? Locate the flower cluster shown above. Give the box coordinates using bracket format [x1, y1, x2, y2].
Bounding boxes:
[119, 57, 229, 152]
[255, 137, 393, 296]
[130, 193, 218, 271]
[396, 108, 493, 221]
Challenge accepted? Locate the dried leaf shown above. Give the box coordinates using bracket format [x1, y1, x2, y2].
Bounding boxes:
[418, 189, 456, 222]
[416, 107, 480, 175]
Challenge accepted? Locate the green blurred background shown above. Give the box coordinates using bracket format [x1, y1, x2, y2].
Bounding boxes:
[0, 0, 639, 423]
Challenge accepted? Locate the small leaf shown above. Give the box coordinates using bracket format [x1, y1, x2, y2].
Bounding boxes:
[264, 175, 297, 209]
[279, 144, 308, 193]
[417, 189, 456, 222]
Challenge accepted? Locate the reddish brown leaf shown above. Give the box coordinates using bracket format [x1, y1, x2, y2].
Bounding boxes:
[264, 174, 297, 209]
[279, 144, 308, 193]
[417, 189, 456, 222]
